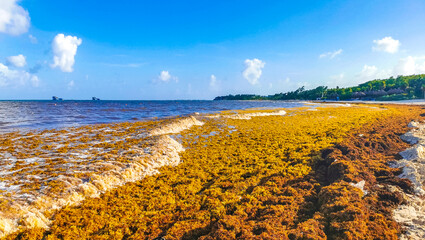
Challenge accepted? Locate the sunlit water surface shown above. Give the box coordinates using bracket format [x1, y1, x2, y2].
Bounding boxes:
[0, 100, 305, 133]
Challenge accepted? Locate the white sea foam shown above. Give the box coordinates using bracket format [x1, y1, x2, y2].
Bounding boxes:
[393, 121, 425, 239]
[207, 109, 287, 120]
[0, 182, 21, 191]
[23, 157, 42, 164]
[226, 110, 287, 119]
[149, 116, 204, 136]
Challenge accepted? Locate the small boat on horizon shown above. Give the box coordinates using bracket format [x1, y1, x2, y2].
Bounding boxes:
[52, 96, 63, 101]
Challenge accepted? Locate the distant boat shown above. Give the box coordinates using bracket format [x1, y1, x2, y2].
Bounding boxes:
[92, 97, 100, 101]
[52, 96, 63, 101]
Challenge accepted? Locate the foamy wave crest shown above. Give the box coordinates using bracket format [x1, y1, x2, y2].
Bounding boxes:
[207, 109, 287, 120]
[149, 116, 204, 136]
[0, 116, 202, 237]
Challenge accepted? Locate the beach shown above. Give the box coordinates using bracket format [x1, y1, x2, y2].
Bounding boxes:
[1, 103, 425, 239]
[4, 0, 425, 238]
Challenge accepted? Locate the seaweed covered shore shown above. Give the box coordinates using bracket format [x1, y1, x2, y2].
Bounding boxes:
[2, 104, 425, 239]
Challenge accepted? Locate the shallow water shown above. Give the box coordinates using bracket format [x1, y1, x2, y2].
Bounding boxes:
[0, 100, 304, 133]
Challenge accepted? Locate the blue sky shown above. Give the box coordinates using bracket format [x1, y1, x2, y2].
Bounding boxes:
[1, 0, 425, 100]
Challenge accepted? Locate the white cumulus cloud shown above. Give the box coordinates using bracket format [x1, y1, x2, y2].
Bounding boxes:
[156, 70, 178, 83]
[373, 37, 400, 54]
[6, 54, 26, 67]
[159, 70, 171, 81]
[0, 63, 39, 87]
[51, 33, 82, 72]
[243, 58, 265, 85]
[356, 57, 425, 83]
[393, 56, 425, 76]
[319, 49, 343, 59]
[354, 56, 425, 86]
[0, 0, 30, 35]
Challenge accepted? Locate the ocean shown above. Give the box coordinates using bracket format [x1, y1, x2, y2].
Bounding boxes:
[0, 100, 305, 133]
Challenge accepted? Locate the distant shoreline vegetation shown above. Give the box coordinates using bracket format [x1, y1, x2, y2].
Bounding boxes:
[214, 74, 425, 101]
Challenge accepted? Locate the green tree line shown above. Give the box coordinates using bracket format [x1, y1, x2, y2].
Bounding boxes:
[214, 74, 425, 101]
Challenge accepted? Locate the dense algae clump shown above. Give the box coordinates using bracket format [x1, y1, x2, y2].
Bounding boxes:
[3, 104, 425, 239]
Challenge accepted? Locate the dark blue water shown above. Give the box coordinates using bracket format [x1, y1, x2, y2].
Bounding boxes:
[0, 100, 305, 133]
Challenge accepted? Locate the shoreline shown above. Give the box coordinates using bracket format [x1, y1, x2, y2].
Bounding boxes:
[392, 121, 425, 239]
[1, 104, 424, 239]
[0, 108, 299, 237]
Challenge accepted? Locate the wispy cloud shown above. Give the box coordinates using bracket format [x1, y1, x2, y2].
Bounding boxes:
[0, 63, 39, 87]
[319, 49, 343, 59]
[358, 65, 391, 81]
[209, 74, 217, 88]
[6, 54, 26, 67]
[209, 74, 221, 91]
[356, 56, 425, 82]
[67, 80, 75, 90]
[101, 62, 146, 68]
[28, 34, 37, 44]
[29, 63, 42, 74]
[393, 56, 425, 75]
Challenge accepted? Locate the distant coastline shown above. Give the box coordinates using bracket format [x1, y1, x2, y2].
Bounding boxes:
[215, 74, 425, 101]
